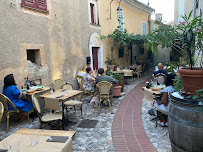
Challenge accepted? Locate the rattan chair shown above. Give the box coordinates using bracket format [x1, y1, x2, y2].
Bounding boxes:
[0, 102, 3, 140]
[0, 93, 33, 131]
[62, 83, 83, 116]
[96, 81, 113, 111]
[53, 79, 64, 91]
[154, 73, 167, 85]
[0, 102, 4, 126]
[32, 96, 62, 129]
[77, 76, 94, 96]
[133, 65, 142, 79]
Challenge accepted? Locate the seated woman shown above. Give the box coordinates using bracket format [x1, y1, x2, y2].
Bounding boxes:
[78, 65, 87, 78]
[153, 73, 176, 126]
[83, 67, 96, 92]
[3, 74, 33, 121]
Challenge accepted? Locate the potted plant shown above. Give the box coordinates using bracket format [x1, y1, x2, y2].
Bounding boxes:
[148, 11, 203, 94]
[106, 69, 123, 96]
[148, 11, 203, 152]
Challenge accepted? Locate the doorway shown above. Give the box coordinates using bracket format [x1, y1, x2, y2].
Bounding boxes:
[92, 47, 98, 70]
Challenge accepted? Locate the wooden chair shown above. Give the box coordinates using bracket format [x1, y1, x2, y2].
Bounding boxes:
[0, 93, 33, 131]
[32, 96, 62, 129]
[133, 65, 142, 79]
[96, 81, 113, 111]
[0, 102, 4, 126]
[53, 79, 64, 91]
[76, 76, 94, 97]
[154, 73, 167, 85]
[0, 102, 3, 141]
[61, 83, 83, 116]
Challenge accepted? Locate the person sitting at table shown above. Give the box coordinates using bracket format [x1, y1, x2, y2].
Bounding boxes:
[83, 67, 96, 92]
[153, 63, 168, 76]
[78, 65, 87, 78]
[96, 68, 117, 84]
[153, 73, 176, 126]
[3, 74, 33, 121]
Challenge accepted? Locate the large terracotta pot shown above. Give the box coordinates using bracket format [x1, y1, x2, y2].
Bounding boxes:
[179, 67, 203, 94]
[112, 86, 122, 97]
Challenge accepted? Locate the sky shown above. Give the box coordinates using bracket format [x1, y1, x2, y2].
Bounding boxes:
[138, 0, 174, 22]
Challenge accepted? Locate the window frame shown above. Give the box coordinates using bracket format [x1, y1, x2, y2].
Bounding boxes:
[142, 22, 147, 35]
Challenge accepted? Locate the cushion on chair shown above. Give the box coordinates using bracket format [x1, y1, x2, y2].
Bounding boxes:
[41, 112, 62, 122]
[64, 100, 82, 106]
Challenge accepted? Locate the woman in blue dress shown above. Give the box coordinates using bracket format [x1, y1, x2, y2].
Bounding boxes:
[3, 74, 33, 120]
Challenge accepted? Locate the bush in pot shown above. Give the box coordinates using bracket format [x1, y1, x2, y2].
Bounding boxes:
[148, 11, 203, 152]
[148, 11, 203, 94]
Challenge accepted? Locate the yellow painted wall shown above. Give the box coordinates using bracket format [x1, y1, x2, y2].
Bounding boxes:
[101, 0, 150, 68]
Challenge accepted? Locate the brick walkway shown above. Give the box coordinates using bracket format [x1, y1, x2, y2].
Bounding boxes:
[112, 79, 157, 152]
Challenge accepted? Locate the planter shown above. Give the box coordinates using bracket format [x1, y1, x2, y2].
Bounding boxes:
[112, 86, 122, 97]
[179, 67, 203, 94]
[169, 92, 203, 152]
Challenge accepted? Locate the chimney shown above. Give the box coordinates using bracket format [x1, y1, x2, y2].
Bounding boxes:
[155, 13, 162, 22]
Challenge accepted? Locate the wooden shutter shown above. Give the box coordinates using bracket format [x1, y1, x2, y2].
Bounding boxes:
[90, 3, 95, 24]
[36, 0, 47, 11]
[21, 0, 37, 9]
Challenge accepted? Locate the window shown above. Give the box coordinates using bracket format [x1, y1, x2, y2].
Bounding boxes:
[119, 48, 124, 57]
[142, 22, 147, 35]
[139, 47, 144, 54]
[90, 3, 95, 24]
[21, 0, 48, 12]
[89, 0, 100, 25]
[27, 49, 41, 66]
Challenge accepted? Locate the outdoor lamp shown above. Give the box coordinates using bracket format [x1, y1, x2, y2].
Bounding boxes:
[117, 4, 122, 19]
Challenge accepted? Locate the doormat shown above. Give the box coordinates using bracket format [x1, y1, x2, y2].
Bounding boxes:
[78, 119, 98, 128]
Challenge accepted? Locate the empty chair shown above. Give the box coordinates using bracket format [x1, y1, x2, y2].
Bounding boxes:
[133, 65, 142, 79]
[32, 96, 62, 129]
[53, 79, 64, 91]
[62, 83, 83, 116]
[96, 81, 113, 111]
[0, 93, 33, 131]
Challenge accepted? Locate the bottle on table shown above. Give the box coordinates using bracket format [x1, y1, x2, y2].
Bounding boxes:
[26, 77, 30, 90]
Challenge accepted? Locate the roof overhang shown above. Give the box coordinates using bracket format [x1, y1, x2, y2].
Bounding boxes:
[122, 0, 155, 15]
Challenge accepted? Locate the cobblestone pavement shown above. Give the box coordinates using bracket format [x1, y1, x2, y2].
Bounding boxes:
[0, 70, 171, 152]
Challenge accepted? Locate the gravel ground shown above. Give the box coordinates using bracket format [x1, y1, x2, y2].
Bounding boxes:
[0, 70, 171, 152]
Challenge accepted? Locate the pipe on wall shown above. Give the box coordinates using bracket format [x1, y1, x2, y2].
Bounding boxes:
[194, 0, 196, 19]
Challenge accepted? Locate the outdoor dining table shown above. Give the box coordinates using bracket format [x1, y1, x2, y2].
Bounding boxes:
[40, 89, 83, 129]
[0, 128, 75, 152]
[142, 87, 162, 102]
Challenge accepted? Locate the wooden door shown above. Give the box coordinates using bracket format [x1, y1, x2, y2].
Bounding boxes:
[92, 47, 98, 70]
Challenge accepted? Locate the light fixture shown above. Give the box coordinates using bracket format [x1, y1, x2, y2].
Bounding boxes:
[107, 0, 122, 20]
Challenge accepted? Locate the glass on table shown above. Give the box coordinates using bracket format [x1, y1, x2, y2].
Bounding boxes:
[29, 134, 39, 146]
[153, 77, 158, 87]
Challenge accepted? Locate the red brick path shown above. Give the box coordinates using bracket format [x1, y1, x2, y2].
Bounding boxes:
[112, 79, 157, 152]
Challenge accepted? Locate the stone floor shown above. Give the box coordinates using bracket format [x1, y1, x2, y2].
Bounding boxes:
[0, 70, 171, 152]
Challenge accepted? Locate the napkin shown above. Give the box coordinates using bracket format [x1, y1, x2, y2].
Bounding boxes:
[46, 136, 68, 143]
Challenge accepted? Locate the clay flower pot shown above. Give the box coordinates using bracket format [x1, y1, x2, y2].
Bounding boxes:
[179, 67, 203, 94]
[112, 86, 122, 97]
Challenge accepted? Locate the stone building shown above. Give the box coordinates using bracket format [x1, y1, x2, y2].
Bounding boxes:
[100, 0, 154, 68]
[0, 0, 102, 90]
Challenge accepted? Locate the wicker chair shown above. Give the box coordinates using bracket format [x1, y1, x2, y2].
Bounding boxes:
[0, 93, 33, 131]
[133, 65, 142, 79]
[32, 96, 62, 129]
[76, 76, 94, 96]
[154, 73, 167, 85]
[0, 102, 3, 140]
[96, 81, 113, 111]
[61, 83, 83, 116]
[53, 79, 64, 91]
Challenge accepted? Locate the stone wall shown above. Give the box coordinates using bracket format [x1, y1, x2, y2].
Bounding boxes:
[0, 0, 101, 90]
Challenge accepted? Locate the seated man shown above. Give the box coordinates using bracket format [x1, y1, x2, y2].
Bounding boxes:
[96, 68, 118, 84]
[153, 63, 168, 76]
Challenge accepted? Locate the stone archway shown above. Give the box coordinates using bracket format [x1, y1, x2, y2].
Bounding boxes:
[89, 32, 103, 69]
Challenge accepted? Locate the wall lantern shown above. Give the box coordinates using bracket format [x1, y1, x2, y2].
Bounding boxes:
[107, 0, 122, 20]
